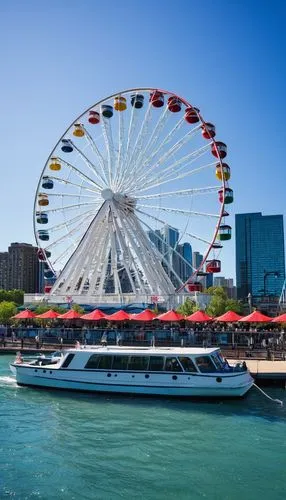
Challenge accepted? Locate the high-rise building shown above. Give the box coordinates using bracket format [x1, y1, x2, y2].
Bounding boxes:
[177, 242, 193, 282]
[192, 251, 203, 270]
[235, 213, 285, 300]
[0, 252, 9, 289]
[213, 276, 236, 298]
[0, 243, 43, 293]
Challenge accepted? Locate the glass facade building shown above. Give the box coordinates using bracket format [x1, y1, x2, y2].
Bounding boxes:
[235, 213, 285, 299]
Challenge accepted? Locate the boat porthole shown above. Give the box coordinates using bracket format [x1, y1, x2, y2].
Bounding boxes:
[145, 374, 150, 379]
[216, 377, 222, 383]
[34, 369, 37, 372]
[172, 375, 177, 380]
[188, 377, 190, 380]
[50, 371, 52, 374]
[132, 375, 135, 378]
[114, 374, 117, 377]
[107, 373, 111, 377]
[43, 370, 46, 373]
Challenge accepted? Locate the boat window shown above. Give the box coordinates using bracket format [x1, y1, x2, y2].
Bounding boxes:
[165, 357, 183, 372]
[195, 356, 217, 373]
[97, 356, 113, 369]
[112, 355, 129, 370]
[85, 354, 100, 369]
[149, 356, 164, 371]
[211, 353, 224, 370]
[61, 353, 75, 368]
[128, 356, 149, 371]
[178, 357, 197, 372]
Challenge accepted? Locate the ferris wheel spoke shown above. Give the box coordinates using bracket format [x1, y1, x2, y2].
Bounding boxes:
[132, 143, 211, 193]
[42, 201, 100, 214]
[82, 128, 109, 185]
[138, 186, 220, 200]
[50, 236, 82, 267]
[137, 204, 220, 219]
[129, 105, 170, 181]
[136, 207, 212, 246]
[120, 98, 139, 183]
[132, 122, 201, 188]
[69, 141, 106, 190]
[45, 192, 99, 199]
[43, 210, 94, 234]
[45, 218, 89, 251]
[119, 100, 153, 189]
[113, 109, 126, 191]
[100, 117, 116, 188]
[48, 176, 100, 194]
[133, 150, 213, 194]
[58, 158, 102, 190]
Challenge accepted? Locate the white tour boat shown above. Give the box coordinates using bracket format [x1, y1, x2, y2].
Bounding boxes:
[10, 346, 253, 398]
[11, 346, 254, 397]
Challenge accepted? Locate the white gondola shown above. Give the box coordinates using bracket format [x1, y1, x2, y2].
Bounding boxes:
[10, 346, 253, 398]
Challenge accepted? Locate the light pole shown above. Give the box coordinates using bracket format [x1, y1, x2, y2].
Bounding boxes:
[247, 293, 252, 314]
[263, 270, 280, 297]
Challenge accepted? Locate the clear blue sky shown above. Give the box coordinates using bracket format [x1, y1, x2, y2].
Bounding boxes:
[0, 0, 285, 281]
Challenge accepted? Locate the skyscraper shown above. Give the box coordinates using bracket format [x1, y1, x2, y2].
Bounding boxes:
[0, 252, 9, 289]
[192, 251, 203, 270]
[0, 243, 42, 293]
[235, 213, 285, 299]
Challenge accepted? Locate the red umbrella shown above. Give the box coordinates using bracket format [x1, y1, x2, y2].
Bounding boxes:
[13, 309, 36, 319]
[238, 311, 272, 323]
[130, 309, 157, 321]
[186, 310, 213, 322]
[271, 313, 286, 323]
[81, 309, 107, 321]
[58, 310, 82, 320]
[215, 311, 243, 322]
[156, 310, 184, 321]
[105, 310, 130, 321]
[35, 309, 60, 319]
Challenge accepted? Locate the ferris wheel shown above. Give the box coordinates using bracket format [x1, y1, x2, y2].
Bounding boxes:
[34, 87, 233, 304]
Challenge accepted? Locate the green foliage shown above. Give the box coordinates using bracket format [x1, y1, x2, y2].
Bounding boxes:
[176, 298, 198, 316]
[71, 303, 85, 314]
[0, 301, 17, 323]
[225, 299, 243, 314]
[0, 289, 24, 305]
[34, 305, 66, 315]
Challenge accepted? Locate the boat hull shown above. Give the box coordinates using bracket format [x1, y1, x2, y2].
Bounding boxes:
[11, 365, 253, 398]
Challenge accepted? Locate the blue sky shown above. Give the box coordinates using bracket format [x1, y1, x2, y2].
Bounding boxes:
[0, 0, 285, 282]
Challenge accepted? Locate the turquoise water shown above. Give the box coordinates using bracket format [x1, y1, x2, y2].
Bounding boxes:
[1, 355, 286, 500]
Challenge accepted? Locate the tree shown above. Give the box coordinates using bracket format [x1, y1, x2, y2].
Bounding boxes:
[177, 298, 198, 316]
[71, 304, 85, 314]
[0, 289, 24, 305]
[34, 305, 66, 315]
[225, 299, 243, 314]
[205, 287, 227, 317]
[0, 301, 17, 324]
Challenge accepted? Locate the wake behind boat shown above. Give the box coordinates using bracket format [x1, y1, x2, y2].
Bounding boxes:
[10, 345, 253, 398]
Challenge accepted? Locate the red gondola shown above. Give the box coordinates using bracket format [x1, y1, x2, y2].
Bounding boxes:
[150, 91, 164, 108]
[201, 122, 216, 139]
[184, 107, 200, 124]
[88, 111, 100, 124]
[211, 141, 227, 159]
[205, 259, 221, 273]
[167, 96, 182, 112]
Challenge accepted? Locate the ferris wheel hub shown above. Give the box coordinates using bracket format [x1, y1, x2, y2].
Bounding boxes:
[101, 188, 114, 200]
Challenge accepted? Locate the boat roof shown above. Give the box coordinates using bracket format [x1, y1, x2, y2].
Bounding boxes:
[65, 346, 220, 356]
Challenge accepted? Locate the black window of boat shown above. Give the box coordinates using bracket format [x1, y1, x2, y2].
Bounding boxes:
[62, 353, 75, 368]
[85, 354, 100, 369]
[195, 356, 217, 373]
[97, 356, 113, 369]
[164, 357, 183, 372]
[178, 357, 197, 372]
[128, 356, 149, 371]
[112, 355, 129, 370]
[149, 356, 164, 371]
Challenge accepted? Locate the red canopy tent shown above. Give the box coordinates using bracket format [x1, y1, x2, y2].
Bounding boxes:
[215, 311, 243, 322]
[186, 311, 213, 322]
[105, 310, 130, 321]
[81, 309, 107, 321]
[58, 310, 82, 320]
[12, 309, 36, 319]
[156, 310, 184, 321]
[130, 309, 157, 321]
[35, 309, 60, 319]
[271, 313, 286, 323]
[238, 311, 272, 323]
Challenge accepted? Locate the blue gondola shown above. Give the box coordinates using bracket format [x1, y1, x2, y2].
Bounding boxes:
[61, 139, 73, 153]
[42, 177, 54, 189]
